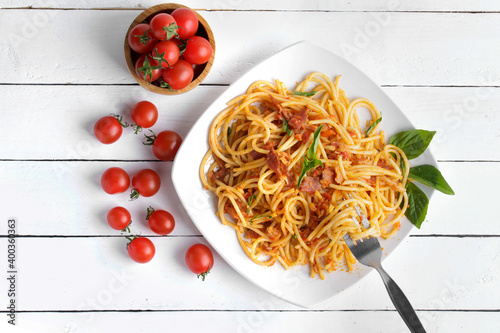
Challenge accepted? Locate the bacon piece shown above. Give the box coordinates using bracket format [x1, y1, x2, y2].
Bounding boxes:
[224, 202, 239, 220]
[299, 176, 321, 194]
[267, 224, 282, 241]
[288, 108, 309, 130]
[321, 128, 337, 138]
[269, 95, 292, 120]
[246, 229, 260, 239]
[320, 167, 334, 187]
[249, 150, 265, 160]
[266, 147, 293, 184]
[377, 159, 393, 170]
[211, 154, 230, 183]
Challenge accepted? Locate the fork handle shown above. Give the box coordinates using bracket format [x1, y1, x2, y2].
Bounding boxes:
[375, 265, 426, 333]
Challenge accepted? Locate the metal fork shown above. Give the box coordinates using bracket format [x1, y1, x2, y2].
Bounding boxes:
[343, 206, 426, 332]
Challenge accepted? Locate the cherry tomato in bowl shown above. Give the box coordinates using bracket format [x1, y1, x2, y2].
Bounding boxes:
[149, 13, 178, 41]
[128, 23, 157, 54]
[101, 167, 130, 194]
[135, 54, 162, 83]
[151, 40, 180, 69]
[183, 36, 213, 65]
[161, 59, 194, 91]
[171, 7, 199, 40]
[185, 243, 214, 281]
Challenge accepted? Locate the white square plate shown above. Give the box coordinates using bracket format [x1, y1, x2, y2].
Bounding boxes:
[171, 41, 435, 307]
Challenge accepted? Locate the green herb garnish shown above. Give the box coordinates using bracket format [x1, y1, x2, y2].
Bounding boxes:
[389, 129, 436, 160]
[408, 165, 455, 195]
[297, 125, 324, 188]
[389, 129, 453, 228]
[366, 116, 382, 137]
[292, 91, 318, 97]
[247, 194, 257, 214]
[282, 120, 293, 136]
[249, 214, 273, 222]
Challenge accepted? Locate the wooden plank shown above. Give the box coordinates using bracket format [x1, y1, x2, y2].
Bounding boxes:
[0, 160, 496, 235]
[0, 236, 498, 311]
[1, 85, 499, 161]
[0, 161, 201, 237]
[3, 310, 499, 333]
[1, 0, 499, 12]
[1, 10, 499, 86]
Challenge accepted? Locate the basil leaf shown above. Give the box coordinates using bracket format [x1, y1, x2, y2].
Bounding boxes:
[366, 116, 382, 137]
[307, 125, 324, 160]
[227, 126, 232, 141]
[404, 182, 429, 229]
[292, 91, 317, 97]
[297, 125, 324, 188]
[282, 120, 293, 136]
[408, 165, 455, 195]
[389, 129, 436, 160]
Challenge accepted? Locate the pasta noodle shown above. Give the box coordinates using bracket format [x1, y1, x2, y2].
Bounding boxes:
[200, 72, 409, 279]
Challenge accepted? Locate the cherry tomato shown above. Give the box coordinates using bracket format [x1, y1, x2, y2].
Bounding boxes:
[146, 206, 175, 235]
[151, 40, 180, 69]
[130, 169, 161, 200]
[135, 54, 162, 83]
[127, 237, 155, 263]
[183, 36, 212, 65]
[128, 23, 156, 54]
[149, 13, 178, 41]
[107, 206, 132, 231]
[171, 8, 199, 40]
[161, 59, 194, 90]
[101, 167, 130, 194]
[94, 115, 128, 144]
[131, 101, 158, 133]
[144, 130, 182, 161]
[185, 243, 214, 281]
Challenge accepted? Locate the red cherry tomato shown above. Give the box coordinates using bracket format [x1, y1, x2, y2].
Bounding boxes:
[131, 101, 158, 132]
[185, 243, 214, 280]
[94, 115, 127, 144]
[146, 206, 175, 235]
[151, 40, 180, 69]
[149, 13, 178, 41]
[161, 59, 194, 90]
[135, 54, 162, 83]
[101, 167, 130, 194]
[128, 23, 156, 54]
[127, 237, 155, 263]
[130, 169, 161, 200]
[171, 8, 199, 40]
[183, 36, 212, 65]
[107, 206, 132, 231]
[150, 130, 182, 161]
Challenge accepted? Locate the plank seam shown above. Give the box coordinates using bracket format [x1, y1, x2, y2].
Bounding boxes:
[1, 8, 500, 13]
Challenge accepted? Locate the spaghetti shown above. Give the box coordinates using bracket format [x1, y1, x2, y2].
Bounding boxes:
[200, 72, 409, 279]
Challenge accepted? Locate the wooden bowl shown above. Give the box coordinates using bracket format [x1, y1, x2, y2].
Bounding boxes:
[124, 3, 215, 95]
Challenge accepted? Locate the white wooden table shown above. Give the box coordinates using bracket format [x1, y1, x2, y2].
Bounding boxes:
[1, 1, 499, 332]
